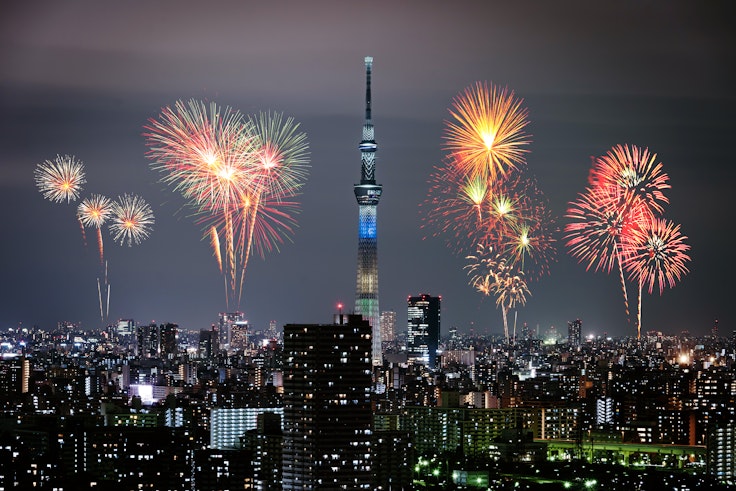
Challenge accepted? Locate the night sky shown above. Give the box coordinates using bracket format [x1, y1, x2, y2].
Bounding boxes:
[1, 2, 733, 338]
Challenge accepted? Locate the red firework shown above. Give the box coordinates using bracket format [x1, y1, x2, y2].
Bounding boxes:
[589, 144, 670, 216]
[623, 218, 691, 295]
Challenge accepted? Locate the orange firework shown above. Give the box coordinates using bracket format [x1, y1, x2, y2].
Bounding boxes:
[444, 81, 531, 183]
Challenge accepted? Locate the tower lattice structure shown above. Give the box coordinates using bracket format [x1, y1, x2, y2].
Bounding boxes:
[354, 56, 383, 366]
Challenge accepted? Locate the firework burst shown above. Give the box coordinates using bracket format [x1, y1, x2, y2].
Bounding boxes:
[145, 99, 259, 213]
[624, 218, 691, 296]
[590, 144, 670, 216]
[35, 154, 86, 203]
[421, 159, 491, 253]
[444, 81, 531, 183]
[146, 102, 310, 309]
[109, 194, 155, 247]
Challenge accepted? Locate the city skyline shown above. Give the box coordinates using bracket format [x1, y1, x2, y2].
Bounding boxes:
[0, 2, 733, 337]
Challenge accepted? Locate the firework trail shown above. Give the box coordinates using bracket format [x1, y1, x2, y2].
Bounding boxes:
[233, 112, 309, 303]
[565, 185, 649, 320]
[623, 218, 691, 339]
[492, 264, 530, 344]
[78, 194, 113, 265]
[35, 155, 86, 203]
[465, 244, 530, 344]
[444, 82, 531, 184]
[109, 194, 155, 247]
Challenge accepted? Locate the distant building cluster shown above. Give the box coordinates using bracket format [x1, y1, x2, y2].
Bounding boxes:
[0, 314, 735, 489]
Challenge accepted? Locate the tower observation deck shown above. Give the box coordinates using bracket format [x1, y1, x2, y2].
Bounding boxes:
[354, 56, 383, 366]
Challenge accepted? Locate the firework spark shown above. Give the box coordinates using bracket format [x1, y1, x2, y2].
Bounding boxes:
[109, 194, 155, 247]
[34, 155, 86, 203]
[444, 82, 531, 183]
[421, 160, 490, 252]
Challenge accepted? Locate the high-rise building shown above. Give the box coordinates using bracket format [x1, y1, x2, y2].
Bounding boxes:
[568, 319, 582, 347]
[282, 314, 372, 490]
[135, 323, 158, 358]
[380, 310, 396, 343]
[218, 312, 244, 353]
[198, 327, 217, 359]
[407, 294, 441, 368]
[354, 56, 383, 367]
[230, 320, 249, 352]
[210, 407, 284, 450]
[159, 322, 178, 358]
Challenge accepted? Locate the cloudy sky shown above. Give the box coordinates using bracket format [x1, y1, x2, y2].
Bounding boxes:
[1, 1, 733, 337]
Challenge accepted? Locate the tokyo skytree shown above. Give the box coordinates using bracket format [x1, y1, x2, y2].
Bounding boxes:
[354, 56, 383, 366]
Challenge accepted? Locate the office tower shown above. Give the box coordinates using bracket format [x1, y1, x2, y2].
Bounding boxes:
[568, 319, 582, 347]
[282, 314, 372, 490]
[136, 323, 158, 357]
[218, 312, 244, 353]
[198, 327, 217, 359]
[380, 310, 396, 343]
[159, 322, 178, 358]
[230, 320, 249, 352]
[407, 294, 441, 368]
[354, 56, 383, 366]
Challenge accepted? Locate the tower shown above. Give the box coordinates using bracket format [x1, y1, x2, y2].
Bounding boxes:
[407, 294, 441, 368]
[354, 56, 383, 366]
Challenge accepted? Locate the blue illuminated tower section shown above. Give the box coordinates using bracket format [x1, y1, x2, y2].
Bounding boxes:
[354, 56, 383, 366]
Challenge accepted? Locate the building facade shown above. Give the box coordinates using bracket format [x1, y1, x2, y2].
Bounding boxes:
[568, 319, 582, 348]
[380, 310, 396, 344]
[407, 294, 441, 368]
[282, 314, 372, 490]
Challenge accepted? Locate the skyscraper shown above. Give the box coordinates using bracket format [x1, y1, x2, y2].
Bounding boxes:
[354, 56, 383, 366]
[282, 314, 372, 489]
[218, 312, 244, 353]
[568, 319, 582, 347]
[407, 294, 441, 368]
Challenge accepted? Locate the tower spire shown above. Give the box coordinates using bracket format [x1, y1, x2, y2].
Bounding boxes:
[365, 56, 372, 122]
[354, 56, 383, 366]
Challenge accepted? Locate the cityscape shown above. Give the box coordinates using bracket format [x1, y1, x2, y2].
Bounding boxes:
[1, 2, 733, 491]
